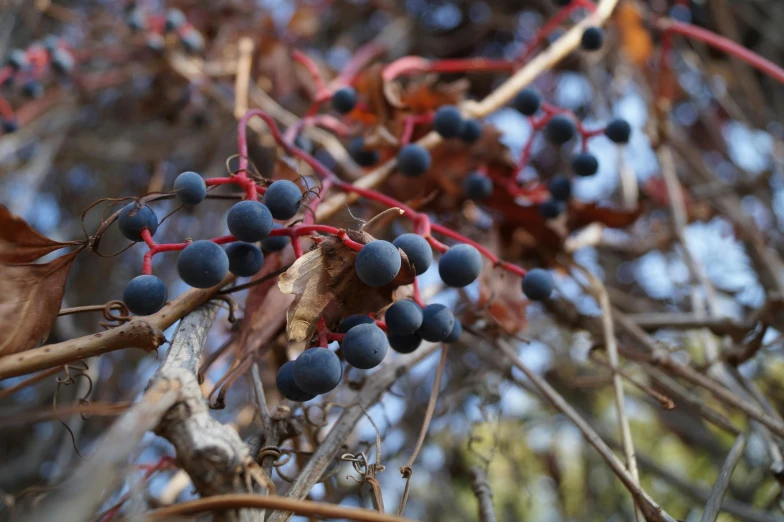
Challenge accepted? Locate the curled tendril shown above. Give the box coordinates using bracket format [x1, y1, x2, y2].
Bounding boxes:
[99, 300, 131, 329]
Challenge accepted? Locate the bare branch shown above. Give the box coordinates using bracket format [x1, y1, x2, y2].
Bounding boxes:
[700, 434, 748, 522]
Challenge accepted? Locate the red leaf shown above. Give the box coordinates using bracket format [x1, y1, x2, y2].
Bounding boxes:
[568, 201, 643, 229]
[0, 250, 80, 355]
[0, 205, 81, 263]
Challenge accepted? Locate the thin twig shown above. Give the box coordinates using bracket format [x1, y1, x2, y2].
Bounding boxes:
[700, 434, 748, 522]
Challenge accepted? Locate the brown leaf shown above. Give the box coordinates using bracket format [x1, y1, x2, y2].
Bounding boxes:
[0, 249, 80, 355]
[568, 201, 643, 230]
[0, 205, 81, 263]
[278, 230, 415, 342]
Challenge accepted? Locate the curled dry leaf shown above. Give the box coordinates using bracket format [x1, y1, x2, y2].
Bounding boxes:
[0, 249, 81, 355]
[0, 204, 82, 263]
[278, 230, 415, 342]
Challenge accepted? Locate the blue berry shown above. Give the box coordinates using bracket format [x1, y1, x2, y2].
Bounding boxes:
[341, 324, 389, 369]
[338, 315, 375, 333]
[348, 137, 379, 167]
[146, 34, 165, 53]
[226, 242, 264, 277]
[581, 27, 604, 51]
[397, 144, 431, 177]
[355, 240, 401, 287]
[605, 118, 632, 144]
[388, 332, 422, 354]
[1, 118, 19, 134]
[294, 134, 314, 154]
[165, 8, 186, 32]
[177, 240, 229, 288]
[227, 201, 273, 242]
[181, 29, 205, 54]
[6, 49, 28, 71]
[293, 348, 343, 395]
[513, 87, 541, 116]
[544, 115, 576, 145]
[553, 0, 572, 5]
[331, 87, 357, 114]
[123, 275, 167, 316]
[459, 119, 482, 143]
[433, 105, 464, 139]
[118, 202, 158, 241]
[439, 244, 482, 288]
[392, 233, 432, 275]
[539, 199, 564, 219]
[669, 5, 691, 23]
[522, 268, 554, 301]
[261, 223, 290, 252]
[21, 80, 43, 99]
[385, 300, 423, 335]
[51, 49, 75, 75]
[276, 361, 315, 402]
[549, 175, 571, 201]
[418, 304, 455, 342]
[444, 320, 462, 343]
[572, 153, 599, 177]
[263, 180, 301, 220]
[463, 172, 493, 201]
[173, 171, 207, 205]
[126, 9, 146, 31]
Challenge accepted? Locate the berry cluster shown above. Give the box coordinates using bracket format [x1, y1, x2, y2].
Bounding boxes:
[125, 7, 205, 54]
[507, 85, 632, 218]
[0, 38, 76, 133]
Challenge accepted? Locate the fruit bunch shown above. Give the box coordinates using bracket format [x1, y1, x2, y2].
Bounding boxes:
[124, 6, 205, 54]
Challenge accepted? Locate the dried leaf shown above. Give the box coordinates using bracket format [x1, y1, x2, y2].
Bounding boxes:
[0, 205, 81, 263]
[474, 232, 527, 335]
[615, 4, 653, 67]
[568, 201, 643, 230]
[278, 230, 415, 342]
[0, 250, 80, 355]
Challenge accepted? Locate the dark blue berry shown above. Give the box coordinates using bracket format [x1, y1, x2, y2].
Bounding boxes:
[355, 240, 401, 287]
[126, 9, 146, 31]
[549, 175, 572, 201]
[444, 320, 462, 343]
[605, 118, 632, 143]
[21, 80, 43, 99]
[261, 223, 290, 252]
[146, 34, 165, 53]
[669, 5, 691, 23]
[463, 172, 493, 201]
[181, 29, 205, 54]
[393, 233, 432, 275]
[173, 171, 207, 205]
[544, 115, 576, 145]
[177, 240, 229, 288]
[459, 119, 482, 143]
[513, 87, 541, 116]
[419, 304, 455, 342]
[294, 134, 314, 154]
[388, 332, 422, 354]
[1, 118, 19, 134]
[581, 27, 604, 51]
[553, 0, 572, 5]
[276, 361, 315, 402]
[385, 300, 423, 335]
[263, 180, 301, 220]
[539, 199, 564, 219]
[349, 137, 379, 167]
[293, 348, 342, 395]
[338, 315, 375, 333]
[572, 153, 599, 177]
[6, 49, 28, 71]
[331, 87, 357, 114]
[341, 324, 389, 369]
[227, 201, 273, 242]
[226, 242, 264, 277]
[51, 49, 75, 75]
[439, 244, 482, 288]
[118, 202, 158, 241]
[165, 8, 186, 32]
[433, 105, 464, 139]
[397, 144, 431, 177]
[43, 36, 60, 54]
[123, 275, 167, 315]
[522, 268, 554, 301]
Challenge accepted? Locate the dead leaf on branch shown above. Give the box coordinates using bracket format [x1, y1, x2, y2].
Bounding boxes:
[278, 230, 415, 342]
[0, 249, 81, 355]
[0, 205, 82, 263]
